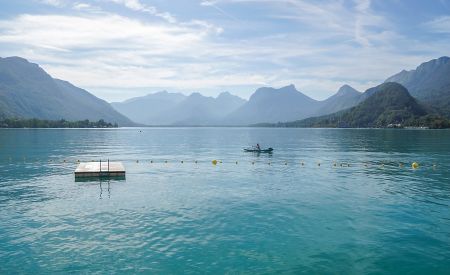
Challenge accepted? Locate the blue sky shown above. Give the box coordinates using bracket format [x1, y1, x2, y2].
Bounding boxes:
[0, 0, 449, 101]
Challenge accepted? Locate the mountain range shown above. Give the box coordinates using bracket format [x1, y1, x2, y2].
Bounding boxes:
[0, 56, 449, 127]
[111, 91, 186, 125]
[112, 84, 364, 126]
[255, 56, 450, 128]
[112, 91, 245, 125]
[385, 56, 450, 116]
[273, 82, 434, 128]
[0, 57, 133, 126]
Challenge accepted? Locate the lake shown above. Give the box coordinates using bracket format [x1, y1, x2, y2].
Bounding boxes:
[0, 128, 449, 274]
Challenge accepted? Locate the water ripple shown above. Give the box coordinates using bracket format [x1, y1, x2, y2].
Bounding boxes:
[0, 128, 449, 273]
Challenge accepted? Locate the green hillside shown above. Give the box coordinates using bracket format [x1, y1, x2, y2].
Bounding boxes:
[271, 83, 450, 129]
[0, 57, 134, 126]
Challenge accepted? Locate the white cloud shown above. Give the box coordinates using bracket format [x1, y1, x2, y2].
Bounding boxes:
[204, 0, 390, 47]
[2, 1, 449, 101]
[108, 0, 177, 23]
[72, 2, 95, 11]
[0, 13, 260, 100]
[424, 16, 450, 33]
[200, 0, 217, 6]
[38, 0, 65, 7]
[0, 14, 207, 53]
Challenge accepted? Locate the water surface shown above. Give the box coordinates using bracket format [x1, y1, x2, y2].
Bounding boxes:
[0, 128, 449, 274]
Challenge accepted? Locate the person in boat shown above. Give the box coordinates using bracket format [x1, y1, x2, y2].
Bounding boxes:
[256, 143, 260, 150]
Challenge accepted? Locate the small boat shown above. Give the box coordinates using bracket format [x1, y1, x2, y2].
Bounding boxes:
[243, 147, 273, 153]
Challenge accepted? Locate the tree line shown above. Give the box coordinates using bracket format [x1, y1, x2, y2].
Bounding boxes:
[0, 118, 118, 128]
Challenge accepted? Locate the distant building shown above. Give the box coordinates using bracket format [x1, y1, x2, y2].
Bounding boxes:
[387, 123, 402, 128]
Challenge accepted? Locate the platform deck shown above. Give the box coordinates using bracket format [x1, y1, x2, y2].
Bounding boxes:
[75, 161, 125, 178]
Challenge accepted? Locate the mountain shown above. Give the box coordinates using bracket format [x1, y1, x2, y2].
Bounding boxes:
[223, 84, 320, 125]
[0, 56, 133, 125]
[162, 93, 219, 125]
[385, 56, 450, 116]
[216, 92, 247, 115]
[113, 84, 360, 126]
[112, 91, 246, 125]
[315, 84, 361, 116]
[163, 92, 246, 125]
[275, 82, 430, 128]
[111, 91, 186, 125]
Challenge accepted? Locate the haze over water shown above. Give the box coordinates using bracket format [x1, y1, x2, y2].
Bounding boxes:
[1, 128, 449, 274]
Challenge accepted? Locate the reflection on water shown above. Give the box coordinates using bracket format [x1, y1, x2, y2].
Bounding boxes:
[74, 175, 126, 183]
[0, 128, 449, 274]
[98, 180, 110, 199]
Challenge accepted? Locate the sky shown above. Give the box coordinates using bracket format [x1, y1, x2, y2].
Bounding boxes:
[0, 0, 449, 102]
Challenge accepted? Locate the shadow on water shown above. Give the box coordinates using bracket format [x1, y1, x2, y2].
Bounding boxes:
[74, 175, 126, 183]
[74, 177, 125, 199]
[99, 180, 110, 199]
[246, 151, 273, 158]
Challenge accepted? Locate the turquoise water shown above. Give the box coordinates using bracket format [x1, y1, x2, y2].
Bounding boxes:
[0, 128, 449, 274]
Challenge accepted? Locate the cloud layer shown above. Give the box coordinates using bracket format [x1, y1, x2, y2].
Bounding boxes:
[1, 0, 449, 101]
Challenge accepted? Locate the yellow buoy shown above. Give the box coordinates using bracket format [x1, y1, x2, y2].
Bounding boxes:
[412, 162, 419, 169]
[212, 160, 218, 165]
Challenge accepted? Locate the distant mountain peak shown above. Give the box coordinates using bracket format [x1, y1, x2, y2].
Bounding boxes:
[189, 92, 207, 98]
[315, 84, 362, 116]
[286, 83, 296, 88]
[416, 56, 450, 71]
[2, 56, 30, 63]
[217, 91, 232, 98]
[339, 84, 354, 90]
[217, 91, 245, 101]
[379, 81, 407, 91]
[154, 90, 169, 95]
[436, 56, 450, 62]
[336, 85, 359, 96]
[279, 84, 297, 92]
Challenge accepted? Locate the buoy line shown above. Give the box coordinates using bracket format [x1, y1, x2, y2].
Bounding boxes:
[0, 157, 440, 171]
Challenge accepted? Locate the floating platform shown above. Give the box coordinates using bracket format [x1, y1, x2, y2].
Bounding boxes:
[75, 161, 125, 178]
